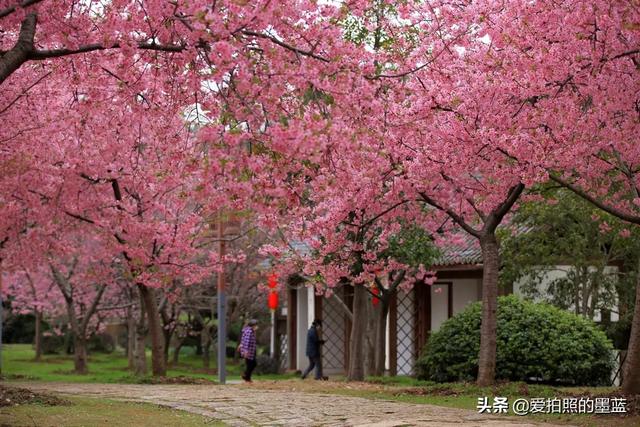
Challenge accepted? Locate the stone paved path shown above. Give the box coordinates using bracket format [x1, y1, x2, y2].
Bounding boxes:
[16, 382, 572, 427]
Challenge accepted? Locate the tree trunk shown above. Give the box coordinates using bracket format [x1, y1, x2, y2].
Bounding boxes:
[138, 284, 166, 376]
[477, 234, 500, 386]
[622, 262, 640, 395]
[74, 336, 88, 374]
[172, 338, 185, 365]
[348, 284, 368, 381]
[364, 299, 376, 376]
[373, 296, 390, 377]
[163, 326, 173, 364]
[127, 306, 136, 370]
[201, 326, 211, 369]
[34, 310, 42, 361]
[134, 292, 147, 376]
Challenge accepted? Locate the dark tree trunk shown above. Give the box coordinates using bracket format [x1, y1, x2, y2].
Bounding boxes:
[127, 306, 136, 370]
[34, 310, 42, 361]
[172, 338, 185, 365]
[163, 327, 173, 364]
[622, 262, 640, 395]
[348, 285, 368, 381]
[134, 298, 147, 376]
[365, 299, 376, 376]
[51, 268, 106, 376]
[74, 336, 88, 374]
[373, 296, 390, 377]
[138, 284, 166, 376]
[201, 326, 211, 369]
[477, 233, 500, 387]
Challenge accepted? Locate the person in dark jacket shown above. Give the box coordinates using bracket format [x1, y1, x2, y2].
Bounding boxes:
[301, 319, 325, 380]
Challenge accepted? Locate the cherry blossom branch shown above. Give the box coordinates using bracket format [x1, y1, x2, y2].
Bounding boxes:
[0, 70, 51, 115]
[611, 49, 640, 61]
[418, 191, 481, 238]
[240, 30, 330, 63]
[0, 0, 43, 19]
[549, 173, 640, 225]
[28, 41, 187, 60]
[485, 183, 525, 232]
[0, 12, 37, 83]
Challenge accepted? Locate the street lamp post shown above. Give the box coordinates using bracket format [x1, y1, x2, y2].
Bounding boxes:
[217, 216, 226, 384]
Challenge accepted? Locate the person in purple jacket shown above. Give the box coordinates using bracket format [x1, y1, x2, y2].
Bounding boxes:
[239, 319, 258, 382]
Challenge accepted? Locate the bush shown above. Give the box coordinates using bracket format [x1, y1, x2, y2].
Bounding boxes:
[254, 354, 281, 375]
[88, 333, 115, 353]
[603, 312, 631, 350]
[41, 334, 65, 354]
[2, 313, 37, 344]
[416, 295, 614, 386]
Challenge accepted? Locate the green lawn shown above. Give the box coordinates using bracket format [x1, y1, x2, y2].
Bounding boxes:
[0, 396, 225, 427]
[1, 343, 294, 383]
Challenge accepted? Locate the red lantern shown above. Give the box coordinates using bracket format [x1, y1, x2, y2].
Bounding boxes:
[268, 273, 278, 289]
[268, 291, 279, 311]
[371, 287, 380, 307]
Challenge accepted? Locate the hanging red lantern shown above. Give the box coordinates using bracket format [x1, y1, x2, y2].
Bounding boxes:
[268, 291, 279, 311]
[268, 273, 278, 289]
[371, 286, 380, 307]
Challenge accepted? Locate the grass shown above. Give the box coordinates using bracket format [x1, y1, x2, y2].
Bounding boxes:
[1, 343, 296, 383]
[0, 396, 225, 427]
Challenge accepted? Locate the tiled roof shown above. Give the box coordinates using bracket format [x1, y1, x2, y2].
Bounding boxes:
[433, 233, 482, 267]
[282, 237, 484, 268]
[288, 240, 312, 257]
[432, 225, 531, 267]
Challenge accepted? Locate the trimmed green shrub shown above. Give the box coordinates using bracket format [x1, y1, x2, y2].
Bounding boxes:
[416, 295, 614, 386]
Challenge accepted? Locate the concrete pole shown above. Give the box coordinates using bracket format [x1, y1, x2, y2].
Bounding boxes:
[270, 310, 276, 357]
[217, 217, 226, 384]
[0, 262, 3, 376]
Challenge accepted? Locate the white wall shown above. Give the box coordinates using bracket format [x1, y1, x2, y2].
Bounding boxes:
[452, 278, 481, 316]
[431, 284, 449, 332]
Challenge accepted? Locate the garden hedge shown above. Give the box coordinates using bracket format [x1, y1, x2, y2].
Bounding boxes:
[416, 295, 614, 386]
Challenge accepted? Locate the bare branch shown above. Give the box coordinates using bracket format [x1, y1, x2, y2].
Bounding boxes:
[331, 291, 353, 321]
[80, 284, 107, 333]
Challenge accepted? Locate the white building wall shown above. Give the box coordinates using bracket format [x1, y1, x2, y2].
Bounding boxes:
[431, 283, 449, 333]
[452, 278, 481, 316]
